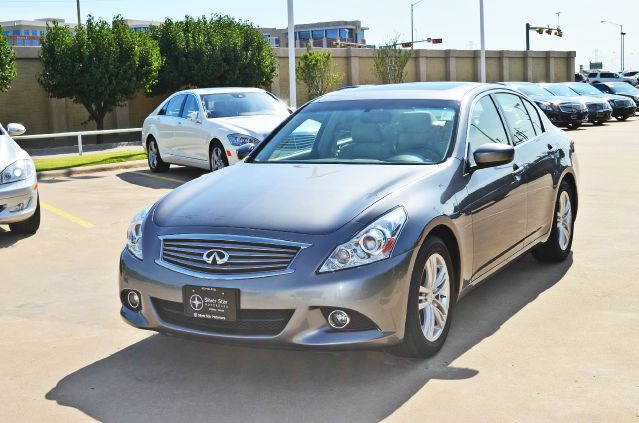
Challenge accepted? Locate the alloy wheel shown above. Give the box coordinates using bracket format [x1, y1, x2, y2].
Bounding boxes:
[418, 253, 450, 342]
[557, 190, 573, 251]
[148, 141, 159, 169]
[211, 146, 226, 171]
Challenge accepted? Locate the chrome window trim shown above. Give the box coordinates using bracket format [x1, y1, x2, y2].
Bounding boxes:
[155, 234, 311, 280]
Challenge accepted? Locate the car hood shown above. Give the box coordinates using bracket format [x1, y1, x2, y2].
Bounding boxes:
[528, 94, 581, 104]
[208, 114, 288, 140]
[0, 135, 26, 170]
[153, 163, 438, 234]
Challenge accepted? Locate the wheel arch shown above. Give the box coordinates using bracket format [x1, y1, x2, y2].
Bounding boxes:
[421, 222, 462, 300]
[208, 138, 230, 168]
[561, 171, 578, 219]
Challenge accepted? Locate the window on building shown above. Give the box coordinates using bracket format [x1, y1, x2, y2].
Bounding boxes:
[340, 28, 353, 39]
[297, 31, 310, 41]
[25, 39, 31, 46]
[13, 30, 20, 36]
[40, 30, 45, 36]
[273, 37, 280, 47]
[32, 39, 39, 46]
[32, 30, 38, 36]
[326, 28, 338, 39]
[7, 38, 13, 45]
[17, 38, 24, 46]
[2, 30, 9, 36]
[312, 30, 325, 39]
[23, 30, 30, 36]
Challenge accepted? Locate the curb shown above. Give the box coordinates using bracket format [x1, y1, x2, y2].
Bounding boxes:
[37, 160, 148, 180]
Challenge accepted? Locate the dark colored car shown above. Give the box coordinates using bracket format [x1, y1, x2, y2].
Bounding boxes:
[593, 82, 639, 110]
[500, 82, 588, 129]
[564, 82, 637, 121]
[120, 82, 578, 358]
[539, 83, 612, 125]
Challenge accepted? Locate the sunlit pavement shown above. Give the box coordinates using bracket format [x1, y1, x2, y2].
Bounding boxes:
[1, 120, 637, 422]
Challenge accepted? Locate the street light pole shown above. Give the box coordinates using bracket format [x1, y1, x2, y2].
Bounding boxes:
[76, 0, 81, 25]
[410, 0, 425, 49]
[479, 0, 486, 82]
[601, 20, 625, 72]
[287, 0, 296, 109]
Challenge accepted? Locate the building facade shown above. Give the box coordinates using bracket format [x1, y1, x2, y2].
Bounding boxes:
[0, 18, 160, 46]
[259, 20, 368, 48]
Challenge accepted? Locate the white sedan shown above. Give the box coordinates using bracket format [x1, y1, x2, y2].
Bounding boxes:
[142, 88, 291, 172]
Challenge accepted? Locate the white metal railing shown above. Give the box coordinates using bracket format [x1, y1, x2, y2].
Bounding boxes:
[13, 128, 142, 156]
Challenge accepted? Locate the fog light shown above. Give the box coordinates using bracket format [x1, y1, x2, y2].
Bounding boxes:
[127, 290, 141, 310]
[9, 203, 25, 212]
[327, 310, 350, 329]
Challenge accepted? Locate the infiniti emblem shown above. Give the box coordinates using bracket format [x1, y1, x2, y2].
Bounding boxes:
[203, 249, 230, 265]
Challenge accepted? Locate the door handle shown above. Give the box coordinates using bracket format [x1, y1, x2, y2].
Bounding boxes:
[512, 164, 525, 176]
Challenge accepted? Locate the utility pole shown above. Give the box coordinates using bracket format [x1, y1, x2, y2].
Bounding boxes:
[479, 0, 486, 82]
[287, 0, 296, 108]
[601, 21, 625, 72]
[76, 0, 81, 26]
[410, 0, 425, 49]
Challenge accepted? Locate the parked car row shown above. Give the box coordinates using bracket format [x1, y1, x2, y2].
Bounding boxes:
[499, 81, 638, 129]
[126, 82, 580, 358]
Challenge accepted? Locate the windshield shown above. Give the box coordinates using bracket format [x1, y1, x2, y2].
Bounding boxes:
[609, 83, 639, 94]
[569, 84, 601, 96]
[544, 85, 578, 97]
[514, 85, 552, 97]
[252, 99, 459, 165]
[200, 92, 289, 118]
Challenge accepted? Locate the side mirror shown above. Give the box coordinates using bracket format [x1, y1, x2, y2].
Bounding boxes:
[187, 111, 201, 123]
[473, 143, 514, 169]
[236, 143, 256, 160]
[7, 123, 26, 137]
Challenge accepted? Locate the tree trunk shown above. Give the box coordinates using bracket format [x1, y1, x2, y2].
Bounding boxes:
[96, 114, 105, 144]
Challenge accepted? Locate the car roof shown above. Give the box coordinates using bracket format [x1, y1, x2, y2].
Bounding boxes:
[314, 82, 496, 102]
[181, 87, 266, 95]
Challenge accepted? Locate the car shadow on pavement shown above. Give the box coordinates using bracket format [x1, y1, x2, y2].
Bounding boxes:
[116, 168, 204, 190]
[0, 227, 34, 248]
[45, 252, 572, 423]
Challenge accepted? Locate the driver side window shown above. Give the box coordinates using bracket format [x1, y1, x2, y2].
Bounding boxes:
[468, 96, 509, 163]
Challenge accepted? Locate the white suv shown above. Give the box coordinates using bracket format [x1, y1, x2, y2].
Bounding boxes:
[587, 71, 638, 86]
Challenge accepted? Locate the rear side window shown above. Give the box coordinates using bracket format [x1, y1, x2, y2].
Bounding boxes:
[523, 99, 544, 135]
[165, 95, 186, 117]
[588, 72, 597, 77]
[468, 95, 509, 155]
[495, 93, 536, 145]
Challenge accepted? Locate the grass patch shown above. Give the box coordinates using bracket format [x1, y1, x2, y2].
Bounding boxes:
[35, 150, 147, 172]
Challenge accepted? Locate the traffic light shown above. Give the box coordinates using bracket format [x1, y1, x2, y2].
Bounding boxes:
[431, 38, 443, 44]
[536, 28, 544, 34]
[401, 42, 412, 48]
[546, 28, 553, 35]
[556, 30, 563, 37]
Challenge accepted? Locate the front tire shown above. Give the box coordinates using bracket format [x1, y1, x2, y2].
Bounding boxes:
[532, 180, 575, 262]
[9, 196, 40, 234]
[567, 122, 581, 129]
[209, 142, 229, 172]
[394, 236, 456, 358]
[615, 115, 629, 121]
[147, 138, 170, 173]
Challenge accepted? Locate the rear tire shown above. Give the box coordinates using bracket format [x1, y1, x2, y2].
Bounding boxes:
[615, 115, 629, 121]
[393, 236, 456, 358]
[532, 180, 575, 262]
[9, 196, 41, 234]
[147, 138, 170, 173]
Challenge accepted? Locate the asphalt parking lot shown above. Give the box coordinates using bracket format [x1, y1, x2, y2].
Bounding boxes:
[1, 119, 638, 423]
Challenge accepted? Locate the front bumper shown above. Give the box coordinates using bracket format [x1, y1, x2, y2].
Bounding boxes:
[119, 245, 416, 349]
[543, 109, 589, 125]
[587, 110, 612, 122]
[0, 176, 38, 224]
[612, 106, 637, 118]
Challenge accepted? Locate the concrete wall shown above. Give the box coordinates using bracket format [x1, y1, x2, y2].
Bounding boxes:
[272, 48, 576, 104]
[0, 46, 576, 136]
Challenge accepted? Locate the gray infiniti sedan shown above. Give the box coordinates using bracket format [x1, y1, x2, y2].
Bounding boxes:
[119, 82, 578, 358]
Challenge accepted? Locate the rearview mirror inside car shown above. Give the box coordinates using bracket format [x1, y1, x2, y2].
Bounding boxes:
[473, 143, 515, 169]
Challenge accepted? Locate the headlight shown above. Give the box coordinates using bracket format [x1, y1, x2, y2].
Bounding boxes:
[319, 207, 407, 273]
[538, 102, 554, 111]
[127, 205, 153, 260]
[1, 159, 35, 185]
[227, 133, 260, 147]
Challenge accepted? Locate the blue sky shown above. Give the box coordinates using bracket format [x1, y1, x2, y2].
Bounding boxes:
[2, 0, 638, 70]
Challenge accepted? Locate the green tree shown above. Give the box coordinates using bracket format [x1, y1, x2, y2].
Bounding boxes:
[152, 15, 277, 94]
[296, 48, 341, 99]
[38, 16, 161, 140]
[0, 27, 17, 92]
[373, 37, 412, 84]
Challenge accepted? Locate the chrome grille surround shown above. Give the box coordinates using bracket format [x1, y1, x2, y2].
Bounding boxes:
[156, 234, 310, 279]
[559, 103, 583, 113]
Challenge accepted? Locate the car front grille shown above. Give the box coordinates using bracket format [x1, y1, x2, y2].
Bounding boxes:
[614, 99, 634, 107]
[152, 298, 294, 336]
[586, 102, 604, 112]
[157, 234, 309, 279]
[559, 103, 583, 113]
